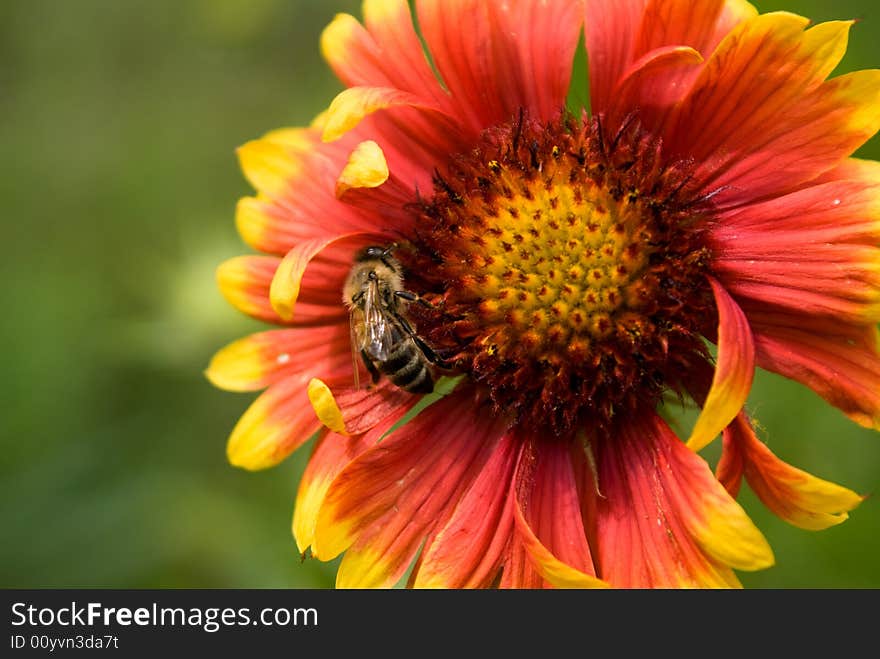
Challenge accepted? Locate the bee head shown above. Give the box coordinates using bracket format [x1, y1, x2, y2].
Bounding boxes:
[356, 244, 399, 269]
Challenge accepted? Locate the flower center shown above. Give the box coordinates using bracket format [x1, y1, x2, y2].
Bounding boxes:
[403, 114, 716, 435]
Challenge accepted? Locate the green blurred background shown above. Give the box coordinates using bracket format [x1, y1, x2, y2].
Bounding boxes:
[1, 0, 878, 589]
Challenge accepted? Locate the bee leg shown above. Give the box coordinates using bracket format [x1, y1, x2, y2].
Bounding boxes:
[394, 289, 438, 309]
[360, 349, 382, 385]
[390, 311, 449, 368]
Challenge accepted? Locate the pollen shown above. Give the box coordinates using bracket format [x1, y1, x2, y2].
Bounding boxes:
[405, 114, 716, 435]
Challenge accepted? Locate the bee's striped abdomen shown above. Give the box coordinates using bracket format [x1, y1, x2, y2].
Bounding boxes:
[381, 339, 434, 394]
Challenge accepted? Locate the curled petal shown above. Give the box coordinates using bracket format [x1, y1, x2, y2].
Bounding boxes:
[322, 87, 449, 143]
[606, 45, 703, 131]
[687, 278, 755, 452]
[335, 140, 389, 198]
[217, 254, 348, 326]
[716, 426, 745, 498]
[722, 414, 865, 530]
[586, 0, 757, 118]
[634, 0, 756, 58]
[270, 234, 375, 322]
[307, 379, 348, 435]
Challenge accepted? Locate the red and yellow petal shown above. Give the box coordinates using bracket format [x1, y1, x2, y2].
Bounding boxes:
[615, 0, 734, 127]
[235, 196, 295, 256]
[226, 378, 325, 471]
[216, 255, 285, 324]
[586, 0, 757, 117]
[667, 15, 878, 203]
[712, 169, 880, 325]
[511, 439, 608, 588]
[312, 392, 503, 588]
[206, 326, 350, 393]
[216, 247, 356, 327]
[687, 278, 755, 452]
[596, 411, 773, 588]
[314, 394, 494, 562]
[633, 0, 756, 59]
[321, 2, 447, 106]
[236, 127, 402, 254]
[293, 412, 404, 554]
[720, 414, 865, 530]
[237, 128, 317, 199]
[412, 431, 519, 589]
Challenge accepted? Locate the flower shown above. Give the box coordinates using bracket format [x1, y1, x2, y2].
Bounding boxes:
[207, 0, 879, 588]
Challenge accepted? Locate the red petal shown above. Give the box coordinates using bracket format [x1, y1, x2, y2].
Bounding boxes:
[749, 311, 880, 430]
[511, 438, 607, 588]
[329, 382, 422, 436]
[716, 424, 745, 497]
[417, 0, 582, 132]
[584, 0, 647, 116]
[412, 430, 519, 588]
[711, 172, 880, 325]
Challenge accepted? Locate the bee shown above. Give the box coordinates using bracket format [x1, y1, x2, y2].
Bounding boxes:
[343, 245, 442, 394]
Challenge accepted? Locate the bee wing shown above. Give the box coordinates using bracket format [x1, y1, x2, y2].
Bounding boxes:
[349, 305, 367, 390]
[363, 279, 395, 361]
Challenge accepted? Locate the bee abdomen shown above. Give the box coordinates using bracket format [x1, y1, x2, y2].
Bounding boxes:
[382, 344, 434, 394]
